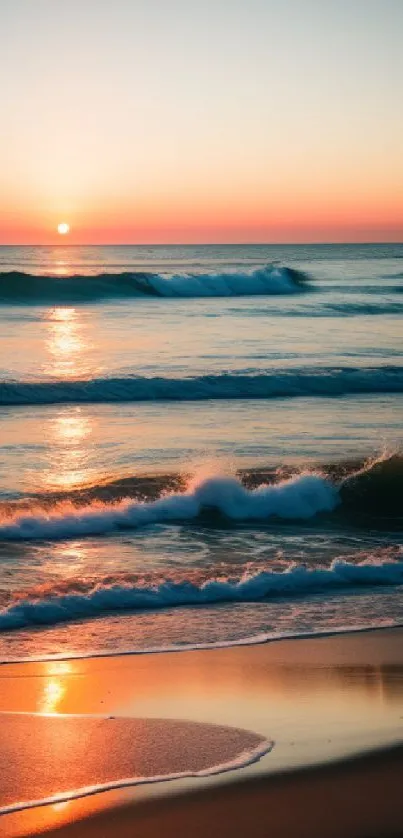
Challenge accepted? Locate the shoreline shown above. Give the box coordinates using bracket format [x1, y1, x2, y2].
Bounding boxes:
[40, 742, 403, 838]
[1, 618, 402, 667]
[1, 625, 403, 835]
[0, 715, 272, 817]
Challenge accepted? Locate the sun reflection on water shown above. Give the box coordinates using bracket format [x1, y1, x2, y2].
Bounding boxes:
[45, 307, 85, 379]
[53, 409, 93, 445]
[52, 260, 69, 276]
[42, 539, 92, 582]
[40, 406, 97, 491]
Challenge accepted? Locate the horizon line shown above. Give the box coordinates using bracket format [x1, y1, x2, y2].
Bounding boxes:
[0, 241, 402, 248]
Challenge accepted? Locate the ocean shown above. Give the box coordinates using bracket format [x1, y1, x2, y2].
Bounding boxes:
[0, 243, 402, 661]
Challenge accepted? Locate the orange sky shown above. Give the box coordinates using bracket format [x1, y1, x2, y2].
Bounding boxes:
[1, 0, 402, 245]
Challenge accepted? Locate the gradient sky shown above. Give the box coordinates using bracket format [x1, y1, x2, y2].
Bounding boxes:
[1, 0, 402, 244]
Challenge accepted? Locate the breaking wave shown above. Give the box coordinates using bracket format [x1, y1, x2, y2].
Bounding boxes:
[2, 366, 403, 405]
[1, 453, 403, 543]
[6, 453, 401, 515]
[1, 557, 403, 632]
[0, 472, 339, 541]
[0, 456, 402, 633]
[0, 265, 308, 303]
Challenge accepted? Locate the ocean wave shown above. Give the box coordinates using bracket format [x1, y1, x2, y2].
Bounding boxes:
[1, 452, 399, 522]
[1, 454, 403, 545]
[319, 301, 403, 316]
[1, 556, 402, 631]
[339, 452, 403, 520]
[2, 366, 403, 406]
[0, 458, 402, 632]
[0, 265, 307, 303]
[0, 472, 339, 542]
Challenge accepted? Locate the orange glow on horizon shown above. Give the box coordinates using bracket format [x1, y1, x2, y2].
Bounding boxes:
[1, 186, 402, 245]
[2, 220, 402, 247]
[1, 2, 402, 247]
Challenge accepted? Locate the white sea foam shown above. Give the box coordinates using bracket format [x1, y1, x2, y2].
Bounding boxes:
[0, 473, 338, 542]
[1, 557, 403, 632]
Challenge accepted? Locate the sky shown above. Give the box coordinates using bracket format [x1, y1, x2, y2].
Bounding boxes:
[0, 0, 402, 244]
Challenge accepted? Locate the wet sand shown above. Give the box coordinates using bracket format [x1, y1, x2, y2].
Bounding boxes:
[37, 743, 403, 838]
[0, 715, 269, 813]
[1, 627, 403, 836]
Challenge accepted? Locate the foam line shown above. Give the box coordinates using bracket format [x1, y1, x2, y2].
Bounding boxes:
[0, 736, 273, 815]
[2, 557, 403, 632]
[1, 621, 402, 665]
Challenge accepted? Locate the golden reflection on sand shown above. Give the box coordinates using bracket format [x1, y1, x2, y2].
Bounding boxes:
[40, 662, 74, 715]
[41, 680, 66, 715]
[51, 801, 70, 813]
[2, 788, 133, 838]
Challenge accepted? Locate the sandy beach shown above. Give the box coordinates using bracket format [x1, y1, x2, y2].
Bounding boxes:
[1, 626, 403, 837]
[38, 743, 403, 838]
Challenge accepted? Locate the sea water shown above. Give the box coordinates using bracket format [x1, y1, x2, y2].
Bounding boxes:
[0, 243, 402, 660]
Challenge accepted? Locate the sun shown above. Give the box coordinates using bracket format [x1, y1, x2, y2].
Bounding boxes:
[57, 222, 70, 235]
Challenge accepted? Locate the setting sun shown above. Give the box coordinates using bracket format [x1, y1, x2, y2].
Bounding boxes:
[57, 222, 70, 235]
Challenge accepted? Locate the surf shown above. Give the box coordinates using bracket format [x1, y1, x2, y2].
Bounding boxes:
[0, 264, 308, 303]
[1, 454, 402, 542]
[0, 471, 339, 541]
[1, 555, 403, 632]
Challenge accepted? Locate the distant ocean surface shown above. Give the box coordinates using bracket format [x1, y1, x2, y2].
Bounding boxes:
[0, 243, 402, 661]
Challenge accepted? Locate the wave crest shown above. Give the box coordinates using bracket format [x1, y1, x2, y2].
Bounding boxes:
[2, 366, 402, 406]
[0, 472, 338, 541]
[0, 265, 307, 303]
[1, 555, 402, 631]
[1, 454, 402, 538]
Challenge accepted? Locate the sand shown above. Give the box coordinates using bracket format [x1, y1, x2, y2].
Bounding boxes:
[1, 627, 403, 836]
[0, 715, 269, 813]
[37, 743, 403, 838]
